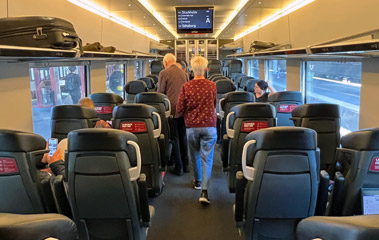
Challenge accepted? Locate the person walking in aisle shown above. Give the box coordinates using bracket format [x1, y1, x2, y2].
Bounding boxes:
[176, 56, 217, 204]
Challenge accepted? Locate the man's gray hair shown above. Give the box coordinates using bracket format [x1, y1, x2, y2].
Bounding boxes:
[191, 56, 208, 77]
[163, 53, 176, 64]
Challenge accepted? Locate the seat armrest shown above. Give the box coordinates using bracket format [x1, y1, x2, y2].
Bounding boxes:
[315, 170, 329, 216]
[327, 171, 345, 216]
[235, 171, 246, 227]
[137, 174, 151, 227]
[222, 135, 230, 170]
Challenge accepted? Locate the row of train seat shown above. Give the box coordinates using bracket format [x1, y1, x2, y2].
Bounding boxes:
[2, 126, 378, 239]
[0, 128, 153, 240]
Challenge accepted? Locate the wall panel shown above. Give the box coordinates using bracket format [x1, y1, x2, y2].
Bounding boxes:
[0, 0, 7, 17]
[90, 61, 106, 94]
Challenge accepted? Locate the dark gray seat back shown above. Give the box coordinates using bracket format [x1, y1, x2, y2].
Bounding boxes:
[297, 215, 379, 240]
[268, 91, 303, 126]
[146, 74, 159, 84]
[241, 127, 319, 240]
[208, 59, 222, 75]
[227, 103, 276, 192]
[89, 93, 124, 121]
[331, 128, 379, 216]
[216, 79, 236, 114]
[291, 103, 340, 172]
[51, 105, 100, 142]
[124, 80, 147, 103]
[138, 77, 156, 91]
[150, 60, 164, 75]
[245, 79, 261, 93]
[112, 104, 163, 196]
[67, 128, 145, 240]
[0, 130, 55, 214]
[135, 92, 171, 169]
[227, 59, 242, 78]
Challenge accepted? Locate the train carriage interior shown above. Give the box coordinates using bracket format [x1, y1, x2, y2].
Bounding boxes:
[1, 0, 379, 239]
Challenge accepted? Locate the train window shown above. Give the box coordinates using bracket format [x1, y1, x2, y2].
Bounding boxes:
[106, 62, 126, 98]
[304, 61, 362, 135]
[248, 59, 259, 79]
[266, 60, 287, 91]
[29, 64, 88, 139]
[134, 60, 145, 79]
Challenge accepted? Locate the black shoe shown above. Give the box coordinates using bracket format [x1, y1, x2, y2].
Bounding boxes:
[169, 168, 183, 176]
[192, 180, 201, 190]
[199, 190, 210, 204]
[183, 166, 190, 173]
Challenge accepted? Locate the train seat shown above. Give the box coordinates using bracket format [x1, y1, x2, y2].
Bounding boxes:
[291, 103, 340, 174]
[216, 79, 236, 113]
[0, 129, 56, 214]
[0, 212, 77, 240]
[135, 92, 172, 170]
[67, 128, 152, 240]
[225, 103, 276, 193]
[208, 59, 222, 75]
[150, 60, 164, 75]
[235, 127, 320, 240]
[238, 76, 256, 91]
[138, 77, 156, 91]
[212, 76, 229, 82]
[89, 92, 124, 121]
[268, 91, 303, 126]
[146, 74, 159, 84]
[113, 104, 163, 196]
[209, 73, 224, 80]
[327, 128, 379, 216]
[227, 59, 243, 78]
[297, 215, 379, 240]
[51, 105, 100, 142]
[124, 80, 147, 103]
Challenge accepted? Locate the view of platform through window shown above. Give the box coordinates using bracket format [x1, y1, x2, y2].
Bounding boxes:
[266, 60, 287, 91]
[248, 59, 259, 79]
[304, 61, 362, 135]
[106, 63, 126, 98]
[134, 61, 145, 80]
[30, 65, 87, 139]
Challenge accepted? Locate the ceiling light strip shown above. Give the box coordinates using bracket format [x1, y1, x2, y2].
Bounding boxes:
[215, 0, 250, 38]
[137, 0, 179, 39]
[67, 0, 160, 41]
[234, 0, 316, 40]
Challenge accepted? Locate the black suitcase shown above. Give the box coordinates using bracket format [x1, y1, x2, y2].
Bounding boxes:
[0, 16, 81, 50]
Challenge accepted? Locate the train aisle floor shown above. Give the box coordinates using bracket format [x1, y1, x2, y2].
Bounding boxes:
[147, 144, 243, 240]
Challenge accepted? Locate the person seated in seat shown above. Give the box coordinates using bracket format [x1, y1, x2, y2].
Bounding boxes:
[41, 141, 65, 176]
[78, 97, 111, 128]
[254, 80, 276, 102]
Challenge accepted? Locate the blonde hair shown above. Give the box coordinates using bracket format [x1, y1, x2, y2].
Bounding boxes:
[78, 97, 95, 109]
[191, 56, 208, 77]
[175, 62, 183, 69]
[163, 53, 176, 65]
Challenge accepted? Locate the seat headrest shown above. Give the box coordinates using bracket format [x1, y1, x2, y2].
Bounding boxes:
[291, 103, 340, 118]
[268, 91, 303, 102]
[146, 74, 159, 84]
[124, 80, 147, 94]
[113, 104, 157, 119]
[223, 91, 254, 103]
[341, 128, 379, 151]
[216, 79, 235, 93]
[246, 80, 262, 92]
[68, 128, 138, 152]
[231, 103, 276, 118]
[0, 129, 46, 152]
[89, 93, 123, 104]
[138, 77, 155, 89]
[246, 127, 317, 150]
[51, 105, 98, 119]
[135, 92, 168, 104]
[228, 59, 242, 67]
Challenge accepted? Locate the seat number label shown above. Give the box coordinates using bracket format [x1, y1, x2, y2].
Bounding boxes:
[241, 121, 269, 132]
[94, 106, 113, 114]
[120, 122, 147, 133]
[0, 158, 19, 174]
[369, 157, 379, 172]
[278, 104, 298, 113]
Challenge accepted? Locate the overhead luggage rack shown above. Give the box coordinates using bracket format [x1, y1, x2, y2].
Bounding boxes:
[0, 44, 78, 61]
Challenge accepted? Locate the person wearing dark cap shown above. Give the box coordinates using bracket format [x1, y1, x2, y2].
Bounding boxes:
[254, 80, 276, 102]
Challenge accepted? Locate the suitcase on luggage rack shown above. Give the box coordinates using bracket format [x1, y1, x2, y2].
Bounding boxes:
[0, 16, 81, 50]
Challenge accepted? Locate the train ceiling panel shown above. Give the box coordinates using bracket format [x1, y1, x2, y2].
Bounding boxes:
[71, 0, 316, 40]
